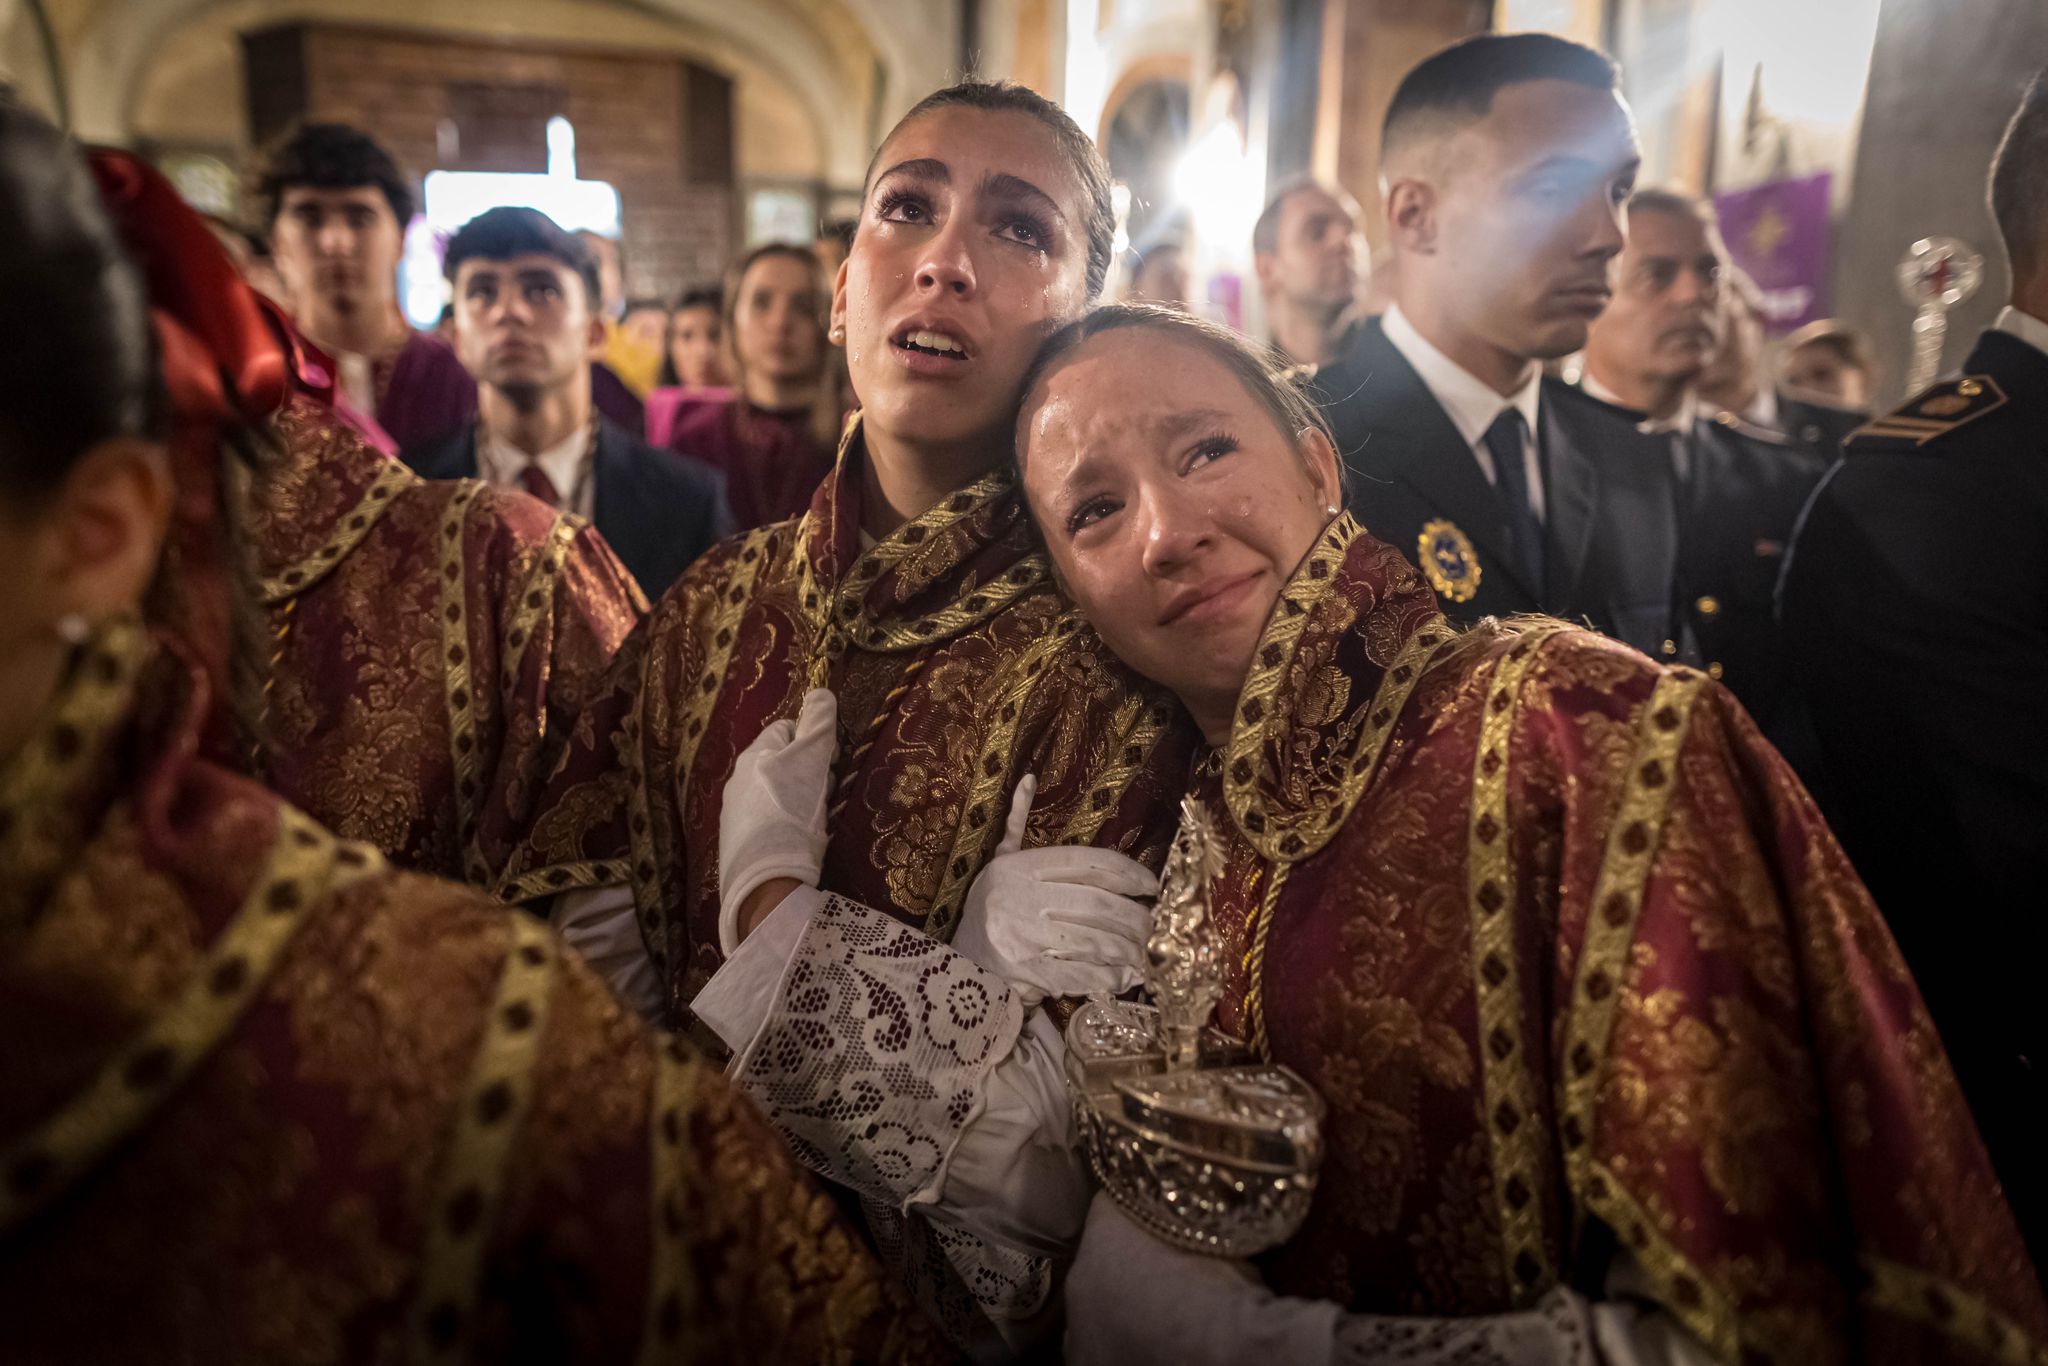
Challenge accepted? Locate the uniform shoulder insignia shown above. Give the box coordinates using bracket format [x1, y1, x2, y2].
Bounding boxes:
[1847, 375, 2007, 448]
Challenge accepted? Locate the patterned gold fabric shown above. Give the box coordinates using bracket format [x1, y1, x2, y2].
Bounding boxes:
[500, 416, 1195, 1031]
[0, 618, 943, 1364]
[222, 397, 645, 884]
[1192, 519, 2047, 1364]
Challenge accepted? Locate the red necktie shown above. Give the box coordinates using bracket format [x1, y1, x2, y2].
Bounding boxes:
[517, 462, 559, 507]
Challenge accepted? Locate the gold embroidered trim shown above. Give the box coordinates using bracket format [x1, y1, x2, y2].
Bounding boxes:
[1558, 668, 1705, 1197]
[408, 911, 559, 1362]
[0, 614, 148, 940]
[1579, 1159, 1738, 1360]
[499, 512, 584, 698]
[636, 1037, 701, 1365]
[1861, 1255, 2048, 1366]
[923, 614, 1091, 942]
[1223, 514, 1458, 862]
[1055, 692, 1178, 847]
[256, 456, 416, 604]
[1465, 621, 1572, 1307]
[673, 523, 779, 809]
[433, 482, 488, 883]
[1241, 861, 1292, 1061]
[494, 858, 634, 907]
[0, 806, 381, 1234]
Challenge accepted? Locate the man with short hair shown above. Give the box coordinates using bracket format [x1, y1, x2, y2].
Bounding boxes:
[1252, 179, 1364, 366]
[1781, 72, 2048, 1260]
[259, 123, 476, 447]
[404, 207, 729, 600]
[1580, 188, 1825, 733]
[1310, 32, 1680, 653]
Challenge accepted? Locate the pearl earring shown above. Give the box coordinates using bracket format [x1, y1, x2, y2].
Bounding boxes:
[55, 612, 90, 646]
[829, 324, 846, 344]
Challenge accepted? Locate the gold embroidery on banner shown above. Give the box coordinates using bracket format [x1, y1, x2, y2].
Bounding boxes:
[0, 807, 382, 1234]
[636, 1038, 701, 1366]
[923, 615, 1090, 942]
[495, 858, 634, 906]
[1055, 694, 1177, 847]
[1558, 669, 1706, 1199]
[255, 457, 416, 604]
[1223, 513, 1459, 862]
[407, 912, 559, 1363]
[1464, 621, 1571, 1307]
[500, 513, 584, 696]
[1241, 861, 1291, 1060]
[1579, 1158, 1738, 1360]
[1860, 1255, 2048, 1366]
[435, 482, 487, 882]
[0, 614, 147, 941]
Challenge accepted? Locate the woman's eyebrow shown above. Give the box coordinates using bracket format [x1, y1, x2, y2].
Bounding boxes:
[873, 157, 949, 185]
[981, 172, 1067, 224]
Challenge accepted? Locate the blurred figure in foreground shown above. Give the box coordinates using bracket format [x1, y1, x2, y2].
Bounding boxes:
[0, 99, 939, 1366]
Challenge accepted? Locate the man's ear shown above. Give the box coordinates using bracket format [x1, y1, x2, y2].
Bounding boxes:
[1297, 426, 1345, 513]
[1384, 177, 1439, 256]
[1252, 250, 1279, 296]
[44, 438, 173, 627]
[585, 311, 609, 358]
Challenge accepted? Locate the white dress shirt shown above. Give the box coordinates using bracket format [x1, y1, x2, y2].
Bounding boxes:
[1994, 304, 2048, 357]
[1380, 302, 1547, 522]
[476, 421, 597, 518]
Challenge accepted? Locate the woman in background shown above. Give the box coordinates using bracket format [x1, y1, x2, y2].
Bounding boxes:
[645, 285, 729, 445]
[658, 244, 840, 529]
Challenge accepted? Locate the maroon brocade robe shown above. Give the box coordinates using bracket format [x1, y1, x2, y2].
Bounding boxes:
[230, 396, 646, 884]
[1188, 514, 2046, 1363]
[500, 416, 1195, 1029]
[0, 620, 941, 1363]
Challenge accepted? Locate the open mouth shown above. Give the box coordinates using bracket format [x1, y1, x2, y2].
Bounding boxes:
[892, 326, 971, 361]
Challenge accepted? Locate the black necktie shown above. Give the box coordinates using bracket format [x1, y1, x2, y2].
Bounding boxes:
[1482, 408, 1544, 592]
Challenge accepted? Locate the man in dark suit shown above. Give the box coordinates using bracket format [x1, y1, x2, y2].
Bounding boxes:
[1309, 33, 1682, 654]
[404, 207, 729, 601]
[1780, 74, 2048, 1261]
[1579, 188, 1826, 734]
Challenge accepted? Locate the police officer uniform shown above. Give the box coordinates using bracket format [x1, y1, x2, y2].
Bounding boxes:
[1779, 313, 2048, 1262]
[1770, 388, 1865, 454]
[1311, 310, 1681, 653]
[1670, 410, 1827, 733]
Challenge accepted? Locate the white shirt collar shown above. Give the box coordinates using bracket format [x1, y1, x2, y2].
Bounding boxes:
[1994, 305, 2048, 359]
[1381, 302, 1544, 449]
[479, 421, 596, 513]
[1580, 370, 1699, 434]
[1741, 384, 1779, 430]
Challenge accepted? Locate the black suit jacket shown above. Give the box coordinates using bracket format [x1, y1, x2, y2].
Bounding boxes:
[1772, 388, 1864, 455]
[403, 416, 732, 601]
[1670, 413, 1826, 732]
[1779, 328, 2048, 1258]
[1309, 318, 1680, 652]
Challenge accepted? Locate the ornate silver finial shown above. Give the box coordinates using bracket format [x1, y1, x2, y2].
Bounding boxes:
[1146, 797, 1227, 1070]
[1897, 236, 1984, 393]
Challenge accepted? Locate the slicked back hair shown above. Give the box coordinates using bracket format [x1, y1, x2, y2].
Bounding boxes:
[1014, 303, 1332, 488]
[1382, 32, 1620, 167]
[1991, 72, 2048, 281]
[863, 80, 1117, 300]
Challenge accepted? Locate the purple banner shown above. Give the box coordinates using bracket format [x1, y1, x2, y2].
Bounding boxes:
[1713, 172, 1832, 334]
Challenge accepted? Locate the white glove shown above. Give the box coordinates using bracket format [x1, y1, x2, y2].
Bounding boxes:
[1066, 1191, 1344, 1366]
[717, 689, 837, 953]
[950, 775, 1159, 1007]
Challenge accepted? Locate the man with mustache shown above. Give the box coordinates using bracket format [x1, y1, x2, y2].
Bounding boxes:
[1311, 33, 1682, 654]
[260, 123, 477, 448]
[1580, 188, 1826, 736]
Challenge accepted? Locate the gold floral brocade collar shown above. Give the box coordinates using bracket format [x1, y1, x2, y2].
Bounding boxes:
[1221, 514, 1457, 863]
[794, 413, 1052, 664]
